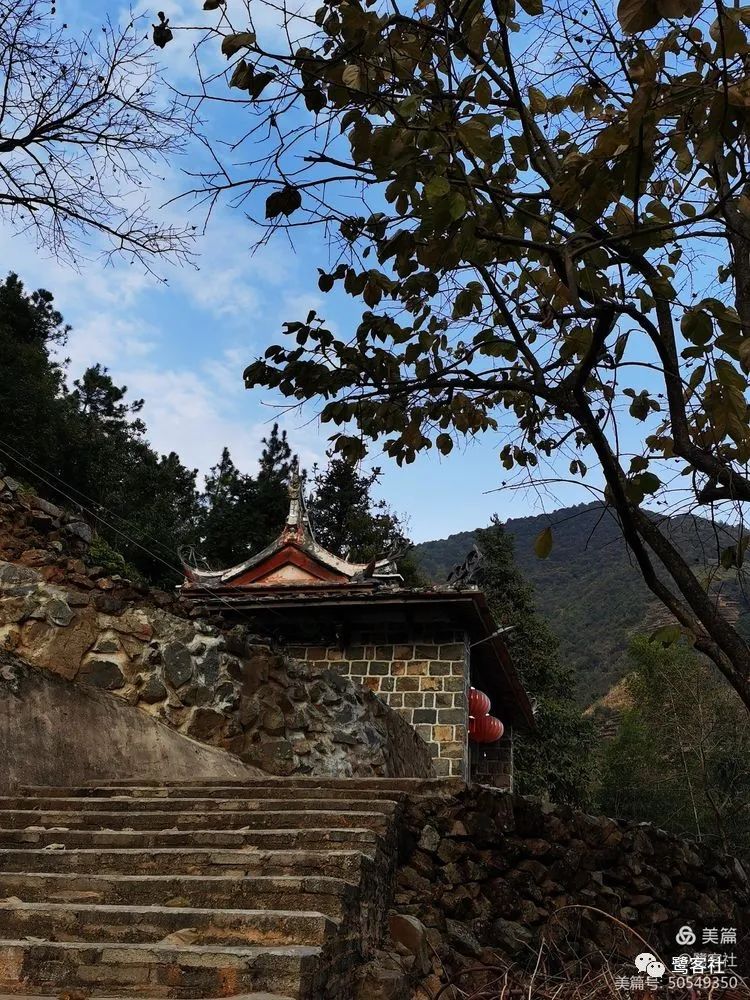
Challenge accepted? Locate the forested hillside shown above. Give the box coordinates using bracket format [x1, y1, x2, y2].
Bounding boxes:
[0, 273, 415, 587]
[414, 503, 749, 703]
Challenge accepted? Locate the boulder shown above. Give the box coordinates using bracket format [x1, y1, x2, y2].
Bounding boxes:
[65, 521, 93, 544]
[44, 598, 73, 627]
[139, 674, 167, 704]
[388, 914, 430, 975]
[30, 496, 63, 519]
[20, 614, 98, 680]
[488, 917, 533, 956]
[0, 562, 42, 588]
[185, 707, 225, 741]
[445, 918, 483, 958]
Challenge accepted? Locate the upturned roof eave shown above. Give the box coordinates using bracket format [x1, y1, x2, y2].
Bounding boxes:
[183, 535, 397, 589]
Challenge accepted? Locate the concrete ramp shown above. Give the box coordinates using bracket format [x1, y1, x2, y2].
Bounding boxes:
[0, 653, 260, 792]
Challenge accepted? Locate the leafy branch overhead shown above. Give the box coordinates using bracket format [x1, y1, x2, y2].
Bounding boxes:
[170, 0, 750, 710]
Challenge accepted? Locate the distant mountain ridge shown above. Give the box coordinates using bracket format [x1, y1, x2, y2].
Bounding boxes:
[412, 502, 749, 703]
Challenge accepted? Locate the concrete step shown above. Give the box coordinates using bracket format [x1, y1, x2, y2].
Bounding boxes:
[0, 809, 390, 833]
[0, 939, 322, 996]
[0, 901, 335, 948]
[20, 778, 462, 796]
[0, 827, 378, 853]
[0, 872, 354, 918]
[0, 994, 294, 999]
[0, 847, 368, 880]
[0, 795, 401, 813]
[0, 776, 408, 997]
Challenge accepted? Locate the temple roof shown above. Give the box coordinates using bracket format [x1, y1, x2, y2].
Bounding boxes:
[182, 461, 402, 592]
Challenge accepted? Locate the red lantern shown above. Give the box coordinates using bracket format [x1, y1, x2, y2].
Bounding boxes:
[469, 714, 504, 743]
[468, 687, 491, 718]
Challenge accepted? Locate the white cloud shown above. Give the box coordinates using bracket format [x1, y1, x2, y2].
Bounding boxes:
[128, 364, 324, 479]
[61, 316, 157, 377]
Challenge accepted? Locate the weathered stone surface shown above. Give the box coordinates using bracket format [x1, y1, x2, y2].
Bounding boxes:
[185, 707, 225, 741]
[490, 917, 533, 955]
[65, 521, 93, 544]
[30, 496, 63, 519]
[355, 960, 410, 1000]
[139, 674, 167, 703]
[0, 624, 21, 650]
[44, 597, 73, 627]
[0, 482, 432, 780]
[417, 824, 440, 853]
[388, 914, 429, 975]
[163, 641, 193, 688]
[445, 918, 482, 957]
[92, 634, 121, 654]
[20, 614, 98, 680]
[79, 658, 126, 690]
[19, 547, 54, 567]
[388, 785, 750, 994]
[260, 702, 286, 736]
[0, 561, 41, 588]
[0, 595, 37, 623]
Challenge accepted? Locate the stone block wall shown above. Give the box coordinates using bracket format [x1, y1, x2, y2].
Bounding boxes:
[289, 625, 470, 777]
[469, 729, 513, 790]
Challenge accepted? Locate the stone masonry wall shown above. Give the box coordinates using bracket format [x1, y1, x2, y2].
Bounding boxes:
[469, 730, 514, 790]
[0, 475, 432, 780]
[381, 784, 750, 998]
[290, 624, 470, 778]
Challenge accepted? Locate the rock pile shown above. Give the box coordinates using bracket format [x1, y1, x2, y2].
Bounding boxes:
[0, 475, 432, 778]
[383, 786, 749, 996]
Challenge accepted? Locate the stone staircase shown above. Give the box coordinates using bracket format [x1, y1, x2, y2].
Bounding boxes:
[0, 777, 454, 999]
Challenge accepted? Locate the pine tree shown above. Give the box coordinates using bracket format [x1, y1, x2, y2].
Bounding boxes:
[250, 424, 293, 550]
[309, 458, 424, 583]
[475, 517, 595, 806]
[0, 273, 69, 474]
[198, 426, 293, 567]
[199, 448, 246, 567]
[0, 272, 200, 585]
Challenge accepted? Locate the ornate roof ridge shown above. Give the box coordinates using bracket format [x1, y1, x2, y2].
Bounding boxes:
[182, 456, 402, 590]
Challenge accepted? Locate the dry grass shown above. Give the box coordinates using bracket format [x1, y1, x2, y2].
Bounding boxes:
[421, 906, 749, 1000]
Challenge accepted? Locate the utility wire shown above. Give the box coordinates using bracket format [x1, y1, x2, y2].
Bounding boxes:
[0, 435, 195, 565]
[0, 438, 277, 628]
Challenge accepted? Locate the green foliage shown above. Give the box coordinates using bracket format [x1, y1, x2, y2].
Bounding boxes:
[475, 518, 595, 806]
[0, 273, 200, 585]
[86, 535, 143, 585]
[198, 426, 293, 567]
[0, 274, 69, 475]
[1, 273, 428, 587]
[189, 0, 750, 706]
[414, 502, 750, 704]
[597, 638, 750, 858]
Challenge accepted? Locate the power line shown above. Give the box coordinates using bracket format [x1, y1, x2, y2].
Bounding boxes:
[0, 435, 193, 565]
[0, 438, 276, 628]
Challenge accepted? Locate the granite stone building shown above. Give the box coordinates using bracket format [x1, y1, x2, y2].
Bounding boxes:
[181, 470, 534, 785]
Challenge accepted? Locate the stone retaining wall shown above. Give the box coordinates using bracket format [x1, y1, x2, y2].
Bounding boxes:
[385, 785, 749, 996]
[290, 624, 470, 778]
[0, 477, 432, 779]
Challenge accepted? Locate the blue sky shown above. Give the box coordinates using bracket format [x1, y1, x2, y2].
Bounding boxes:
[3, 0, 602, 542]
